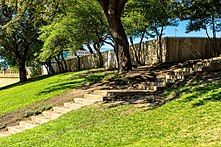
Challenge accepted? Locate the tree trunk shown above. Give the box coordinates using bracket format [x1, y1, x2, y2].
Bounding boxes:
[61, 52, 68, 71]
[54, 56, 63, 73]
[114, 42, 120, 72]
[205, 28, 215, 57]
[18, 59, 27, 83]
[129, 37, 140, 65]
[138, 29, 146, 65]
[46, 59, 55, 75]
[211, 16, 219, 56]
[93, 43, 104, 68]
[86, 44, 94, 54]
[97, 51, 104, 68]
[108, 17, 132, 72]
[98, 0, 132, 72]
[158, 26, 164, 64]
[13, 47, 27, 82]
[158, 35, 163, 63]
[77, 56, 81, 71]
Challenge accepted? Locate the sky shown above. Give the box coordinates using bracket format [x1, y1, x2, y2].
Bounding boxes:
[101, 20, 221, 51]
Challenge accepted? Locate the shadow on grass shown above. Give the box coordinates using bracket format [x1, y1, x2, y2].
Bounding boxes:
[160, 71, 221, 108]
[0, 75, 51, 91]
[104, 71, 221, 110]
[37, 71, 114, 95]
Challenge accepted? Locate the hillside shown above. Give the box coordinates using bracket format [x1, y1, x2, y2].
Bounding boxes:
[0, 69, 115, 129]
[0, 69, 220, 146]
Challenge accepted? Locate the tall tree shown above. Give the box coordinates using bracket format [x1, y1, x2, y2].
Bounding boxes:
[40, 0, 109, 69]
[122, 0, 155, 65]
[143, 0, 178, 63]
[0, 1, 43, 82]
[97, 0, 132, 72]
[180, 0, 221, 55]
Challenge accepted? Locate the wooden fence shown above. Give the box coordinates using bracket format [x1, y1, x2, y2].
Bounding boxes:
[51, 37, 221, 72]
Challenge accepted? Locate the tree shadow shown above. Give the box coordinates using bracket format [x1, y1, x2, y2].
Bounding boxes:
[159, 71, 221, 108]
[0, 75, 51, 91]
[37, 81, 84, 95]
[37, 71, 114, 96]
[103, 71, 221, 110]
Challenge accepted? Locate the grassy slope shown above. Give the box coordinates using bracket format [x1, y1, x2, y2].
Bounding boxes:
[0, 69, 114, 115]
[0, 74, 221, 146]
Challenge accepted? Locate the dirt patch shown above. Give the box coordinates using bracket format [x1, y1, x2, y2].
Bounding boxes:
[0, 85, 105, 129]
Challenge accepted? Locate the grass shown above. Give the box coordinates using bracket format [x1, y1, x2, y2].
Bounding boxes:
[0, 69, 115, 115]
[0, 73, 221, 146]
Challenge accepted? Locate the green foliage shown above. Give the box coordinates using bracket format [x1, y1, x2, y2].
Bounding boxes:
[0, 0, 45, 81]
[0, 0, 43, 61]
[39, 0, 108, 62]
[39, 16, 77, 60]
[29, 65, 43, 78]
[123, 0, 148, 38]
[181, 0, 221, 36]
[123, 0, 178, 38]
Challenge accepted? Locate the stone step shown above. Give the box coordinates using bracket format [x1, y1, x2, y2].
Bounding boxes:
[167, 73, 184, 80]
[173, 69, 184, 75]
[93, 90, 109, 96]
[7, 125, 24, 134]
[210, 58, 221, 63]
[42, 110, 62, 119]
[19, 120, 38, 129]
[182, 67, 192, 75]
[74, 98, 97, 104]
[52, 106, 73, 114]
[156, 77, 166, 82]
[31, 115, 51, 124]
[63, 102, 84, 110]
[166, 74, 177, 80]
[0, 131, 11, 137]
[84, 94, 103, 101]
[151, 82, 166, 87]
[166, 78, 176, 83]
[147, 85, 165, 91]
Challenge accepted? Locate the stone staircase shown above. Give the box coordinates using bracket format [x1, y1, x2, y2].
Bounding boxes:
[0, 57, 220, 138]
[142, 57, 221, 91]
[0, 94, 103, 138]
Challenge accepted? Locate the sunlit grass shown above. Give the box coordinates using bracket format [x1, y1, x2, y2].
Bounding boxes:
[0, 74, 220, 146]
[0, 69, 115, 115]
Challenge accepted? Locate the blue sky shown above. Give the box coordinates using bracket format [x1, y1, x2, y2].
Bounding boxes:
[101, 20, 221, 51]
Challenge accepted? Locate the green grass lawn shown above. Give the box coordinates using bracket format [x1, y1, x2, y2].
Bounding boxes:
[0, 74, 221, 146]
[0, 69, 115, 115]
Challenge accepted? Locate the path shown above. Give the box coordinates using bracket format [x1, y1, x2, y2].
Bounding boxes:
[0, 56, 220, 137]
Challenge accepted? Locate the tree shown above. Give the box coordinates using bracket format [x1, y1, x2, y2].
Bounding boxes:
[40, 0, 109, 69]
[122, 0, 155, 65]
[0, 1, 43, 82]
[180, 0, 221, 55]
[70, 0, 109, 68]
[97, 0, 132, 72]
[142, 0, 178, 63]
